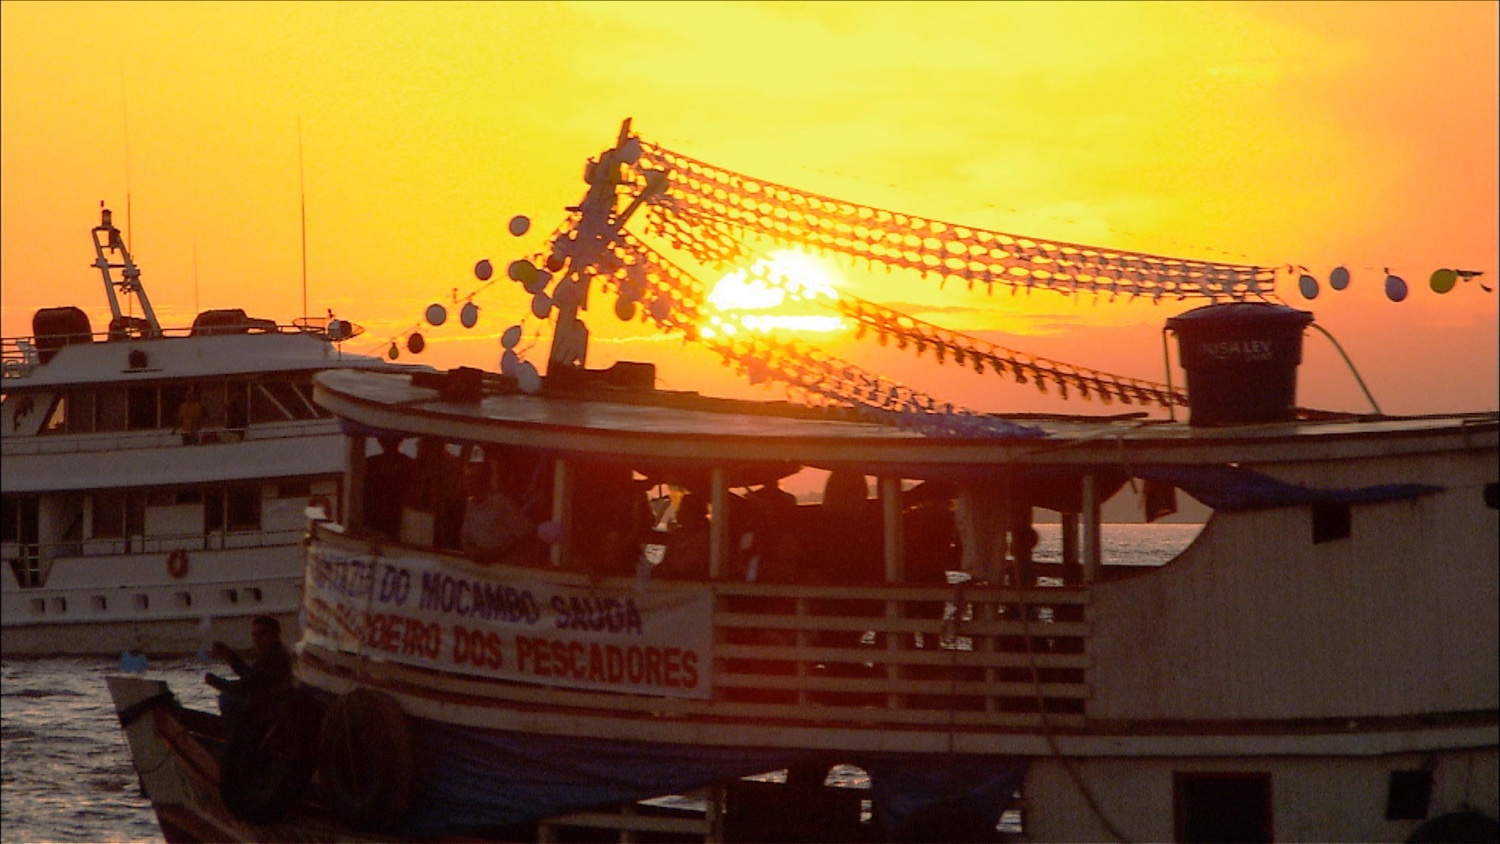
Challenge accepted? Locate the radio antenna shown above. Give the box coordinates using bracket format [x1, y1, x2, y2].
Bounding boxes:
[299, 116, 308, 322]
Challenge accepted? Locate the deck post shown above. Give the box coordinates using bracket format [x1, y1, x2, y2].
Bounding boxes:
[1082, 474, 1101, 582]
[343, 434, 365, 530]
[551, 458, 572, 568]
[880, 476, 904, 708]
[709, 467, 726, 580]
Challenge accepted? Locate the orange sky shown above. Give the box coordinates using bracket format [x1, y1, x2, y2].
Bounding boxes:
[3, 1, 1495, 416]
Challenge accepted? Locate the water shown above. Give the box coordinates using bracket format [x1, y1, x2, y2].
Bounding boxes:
[0, 524, 1204, 843]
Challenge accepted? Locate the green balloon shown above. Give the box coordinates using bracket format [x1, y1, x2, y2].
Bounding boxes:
[508, 259, 537, 285]
[1430, 268, 1457, 294]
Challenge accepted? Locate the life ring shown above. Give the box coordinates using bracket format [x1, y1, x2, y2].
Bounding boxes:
[165, 550, 189, 579]
[317, 688, 414, 832]
[220, 686, 323, 823]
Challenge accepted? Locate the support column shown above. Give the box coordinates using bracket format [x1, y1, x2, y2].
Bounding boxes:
[343, 435, 366, 531]
[551, 458, 572, 568]
[709, 467, 727, 580]
[1082, 475, 1102, 583]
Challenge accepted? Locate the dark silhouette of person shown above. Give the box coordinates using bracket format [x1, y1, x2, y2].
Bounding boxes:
[205, 615, 293, 727]
[174, 387, 204, 445]
[363, 435, 414, 538]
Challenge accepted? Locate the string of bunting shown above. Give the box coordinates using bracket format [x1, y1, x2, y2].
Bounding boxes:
[589, 230, 1045, 438]
[635, 141, 1280, 302]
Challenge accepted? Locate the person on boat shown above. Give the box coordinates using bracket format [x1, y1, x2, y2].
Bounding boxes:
[173, 387, 204, 446]
[223, 391, 248, 442]
[363, 434, 414, 539]
[657, 493, 711, 579]
[400, 438, 451, 546]
[204, 615, 294, 726]
[737, 479, 801, 583]
[460, 450, 535, 564]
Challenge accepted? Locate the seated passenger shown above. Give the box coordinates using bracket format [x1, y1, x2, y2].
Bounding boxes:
[657, 493, 711, 579]
[363, 435, 414, 538]
[460, 456, 536, 564]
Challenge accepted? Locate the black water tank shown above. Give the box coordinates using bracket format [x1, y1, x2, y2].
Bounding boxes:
[32, 306, 94, 363]
[1166, 302, 1314, 426]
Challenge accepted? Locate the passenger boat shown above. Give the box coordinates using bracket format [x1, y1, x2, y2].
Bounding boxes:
[108, 123, 1497, 842]
[2, 206, 407, 657]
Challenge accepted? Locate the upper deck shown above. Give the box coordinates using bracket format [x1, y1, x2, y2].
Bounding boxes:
[315, 367, 1499, 473]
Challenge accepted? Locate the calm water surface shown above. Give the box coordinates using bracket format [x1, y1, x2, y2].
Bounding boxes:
[0, 524, 1202, 843]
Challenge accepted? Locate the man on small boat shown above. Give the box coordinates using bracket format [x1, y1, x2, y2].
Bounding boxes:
[204, 615, 293, 725]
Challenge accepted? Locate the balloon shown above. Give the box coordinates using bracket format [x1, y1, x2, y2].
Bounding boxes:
[388, 343, 400, 360]
[508, 215, 531, 237]
[517, 361, 542, 394]
[614, 298, 637, 321]
[531, 292, 552, 319]
[1430, 268, 1457, 294]
[407, 333, 426, 353]
[425, 303, 447, 326]
[536, 520, 563, 544]
[1385, 274, 1408, 302]
[1298, 274, 1319, 300]
[619, 136, 642, 165]
[650, 297, 671, 321]
[509, 259, 537, 284]
[523, 271, 548, 295]
[474, 259, 493, 281]
[460, 302, 479, 328]
[500, 349, 519, 375]
[546, 253, 566, 273]
[501, 325, 522, 349]
[1330, 266, 1351, 290]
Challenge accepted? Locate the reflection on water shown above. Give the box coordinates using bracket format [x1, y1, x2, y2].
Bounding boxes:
[1, 657, 219, 844]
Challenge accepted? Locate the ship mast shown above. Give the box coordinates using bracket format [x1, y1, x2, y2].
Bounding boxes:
[92, 204, 162, 337]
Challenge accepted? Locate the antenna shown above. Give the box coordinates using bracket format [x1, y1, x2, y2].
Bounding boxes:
[193, 234, 200, 315]
[119, 60, 132, 253]
[299, 116, 308, 322]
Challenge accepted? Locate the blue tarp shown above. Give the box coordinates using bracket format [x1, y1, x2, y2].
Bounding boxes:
[402, 717, 1027, 838]
[1131, 464, 1443, 512]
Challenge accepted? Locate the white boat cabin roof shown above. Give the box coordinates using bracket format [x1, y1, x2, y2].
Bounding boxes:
[315, 368, 1498, 473]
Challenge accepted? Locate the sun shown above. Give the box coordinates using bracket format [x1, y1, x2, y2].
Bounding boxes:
[700, 250, 845, 339]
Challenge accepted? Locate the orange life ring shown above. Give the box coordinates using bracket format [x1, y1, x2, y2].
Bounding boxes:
[166, 549, 189, 579]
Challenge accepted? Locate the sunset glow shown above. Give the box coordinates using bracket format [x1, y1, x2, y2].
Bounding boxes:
[1, 2, 1495, 416]
[701, 250, 845, 339]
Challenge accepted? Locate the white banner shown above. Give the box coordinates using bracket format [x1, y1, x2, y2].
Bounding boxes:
[303, 540, 714, 699]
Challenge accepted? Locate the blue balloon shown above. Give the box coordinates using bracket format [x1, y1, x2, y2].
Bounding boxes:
[1330, 266, 1351, 290]
[1298, 274, 1319, 300]
[1385, 274, 1408, 302]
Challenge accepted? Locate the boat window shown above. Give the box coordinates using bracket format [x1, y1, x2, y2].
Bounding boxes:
[91, 493, 127, 539]
[160, 383, 189, 431]
[1173, 772, 1272, 844]
[126, 496, 145, 537]
[199, 381, 227, 428]
[42, 395, 67, 434]
[266, 379, 319, 420]
[1385, 770, 1434, 820]
[275, 480, 312, 499]
[293, 381, 331, 418]
[65, 389, 96, 433]
[126, 385, 159, 430]
[250, 381, 294, 423]
[2, 496, 39, 544]
[227, 485, 261, 531]
[204, 487, 225, 532]
[97, 387, 128, 432]
[1311, 502, 1351, 544]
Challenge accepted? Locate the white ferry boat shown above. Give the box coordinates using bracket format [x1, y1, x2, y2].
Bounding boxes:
[107, 124, 1497, 843]
[2, 207, 408, 657]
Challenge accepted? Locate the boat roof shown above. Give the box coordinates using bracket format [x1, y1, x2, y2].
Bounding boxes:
[3, 331, 403, 391]
[315, 368, 1499, 474]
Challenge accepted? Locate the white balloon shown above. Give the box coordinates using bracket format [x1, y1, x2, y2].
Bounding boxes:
[531, 292, 553, 319]
[501, 349, 520, 375]
[501, 325, 522, 349]
[517, 361, 542, 394]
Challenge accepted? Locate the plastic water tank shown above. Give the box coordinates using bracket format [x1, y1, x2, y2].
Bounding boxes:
[1166, 302, 1314, 426]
